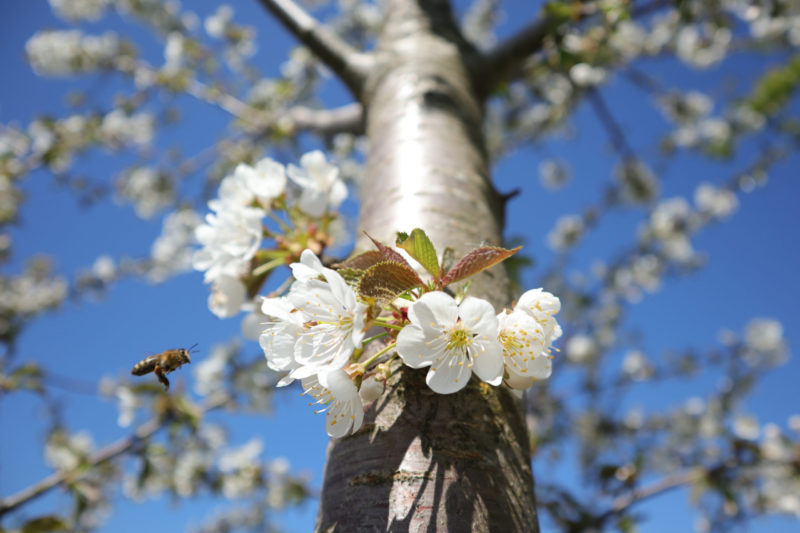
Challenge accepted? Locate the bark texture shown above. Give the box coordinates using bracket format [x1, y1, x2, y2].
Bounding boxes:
[316, 1, 539, 531]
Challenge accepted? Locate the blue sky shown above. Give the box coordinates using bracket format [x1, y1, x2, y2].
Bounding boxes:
[1, 1, 799, 532]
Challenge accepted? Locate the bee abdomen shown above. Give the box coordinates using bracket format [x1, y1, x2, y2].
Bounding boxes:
[131, 357, 157, 376]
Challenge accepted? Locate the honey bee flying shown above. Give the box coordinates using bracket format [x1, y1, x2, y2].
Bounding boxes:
[131, 344, 198, 390]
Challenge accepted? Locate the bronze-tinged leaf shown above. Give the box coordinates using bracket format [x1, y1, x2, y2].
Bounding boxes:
[337, 267, 365, 285]
[364, 232, 413, 268]
[358, 261, 424, 306]
[395, 228, 440, 279]
[333, 250, 385, 271]
[441, 246, 522, 286]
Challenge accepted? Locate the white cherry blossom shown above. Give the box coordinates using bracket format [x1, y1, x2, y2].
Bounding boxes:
[396, 292, 504, 394]
[289, 248, 330, 282]
[288, 268, 366, 379]
[208, 274, 246, 318]
[497, 309, 552, 387]
[302, 369, 363, 438]
[287, 150, 347, 217]
[515, 288, 563, 346]
[193, 203, 265, 283]
[223, 158, 287, 207]
[259, 297, 304, 386]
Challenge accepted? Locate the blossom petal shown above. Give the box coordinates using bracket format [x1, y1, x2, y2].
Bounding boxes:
[458, 296, 498, 336]
[426, 351, 471, 394]
[409, 291, 458, 330]
[397, 324, 439, 368]
[470, 337, 504, 385]
[320, 369, 363, 438]
[527, 355, 552, 380]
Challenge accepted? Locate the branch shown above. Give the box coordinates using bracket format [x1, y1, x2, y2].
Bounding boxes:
[473, 0, 676, 96]
[586, 88, 636, 160]
[0, 396, 228, 518]
[280, 102, 364, 136]
[605, 466, 705, 518]
[256, 0, 372, 96]
[474, 14, 561, 96]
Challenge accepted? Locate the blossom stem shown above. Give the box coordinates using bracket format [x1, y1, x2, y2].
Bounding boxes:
[372, 319, 403, 331]
[360, 342, 397, 370]
[252, 255, 288, 276]
[361, 332, 389, 346]
[267, 210, 292, 232]
[266, 275, 294, 297]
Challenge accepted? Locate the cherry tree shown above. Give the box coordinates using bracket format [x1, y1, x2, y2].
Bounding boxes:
[1, 0, 799, 532]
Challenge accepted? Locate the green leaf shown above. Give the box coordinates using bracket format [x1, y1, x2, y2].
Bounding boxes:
[544, 1, 579, 21]
[440, 247, 456, 276]
[358, 261, 424, 306]
[441, 246, 521, 286]
[20, 516, 69, 533]
[748, 54, 800, 116]
[395, 228, 440, 278]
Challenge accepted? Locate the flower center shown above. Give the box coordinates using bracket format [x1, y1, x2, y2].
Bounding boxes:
[446, 324, 473, 352]
[499, 330, 525, 353]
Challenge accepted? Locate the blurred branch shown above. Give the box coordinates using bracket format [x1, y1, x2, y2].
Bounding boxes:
[0, 395, 229, 518]
[475, 0, 676, 95]
[475, 13, 562, 95]
[587, 88, 636, 160]
[604, 466, 705, 519]
[256, 0, 372, 96]
[114, 58, 268, 127]
[279, 102, 364, 136]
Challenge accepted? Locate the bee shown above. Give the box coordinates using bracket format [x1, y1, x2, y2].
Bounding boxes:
[131, 344, 198, 390]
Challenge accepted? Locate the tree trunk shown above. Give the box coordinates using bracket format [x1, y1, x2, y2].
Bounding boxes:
[316, 1, 539, 531]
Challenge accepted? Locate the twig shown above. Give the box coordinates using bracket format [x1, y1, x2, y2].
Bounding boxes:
[0, 396, 229, 518]
[283, 102, 364, 136]
[605, 466, 705, 518]
[256, 0, 372, 96]
[475, 14, 562, 96]
[586, 88, 636, 160]
[474, 0, 676, 96]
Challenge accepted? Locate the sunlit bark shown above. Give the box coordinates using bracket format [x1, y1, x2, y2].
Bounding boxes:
[315, 1, 539, 531]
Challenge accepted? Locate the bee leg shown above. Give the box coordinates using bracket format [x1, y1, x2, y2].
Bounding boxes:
[154, 366, 170, 390]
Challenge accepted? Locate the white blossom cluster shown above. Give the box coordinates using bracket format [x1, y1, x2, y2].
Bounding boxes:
[193, 151, 347, 318]
[260, 248, 561, 437]
[25, 30, 124, 76]
[100, 109, 155, 148]
[45, 430, 95, 471]
[639, 182, 739, 264]
[205, 5, 233, 38]
[115, 166, 175, 219]
[148, 209, 202, 283]
[657, 90, 766, 151]
[118, 417, 299, 510]
[19, 110, 155, 175]
[0, 261, 68, 337]
[204, 5, 257, 69]
[259, 250, 366, 437]
[0, 174, 23, 223]
[49, 0, 110, 21]
[539, 159, 571, 190]
[757, 422, 800, 517]
[548, 214, 584, 251]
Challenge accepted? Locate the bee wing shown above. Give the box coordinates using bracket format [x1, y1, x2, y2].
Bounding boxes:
[131, 355, 159, 375]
